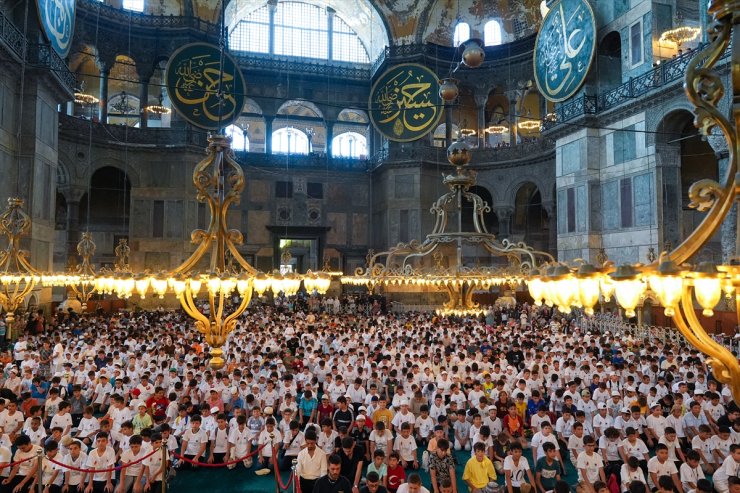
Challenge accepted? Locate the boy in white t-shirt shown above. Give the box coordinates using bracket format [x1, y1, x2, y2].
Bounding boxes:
[393, 422, 418, 469]
[576, 436, 605, 493]
[256, 417, 282, 471]
[85, 432, 117, 493]
[180, 415, 208, 467]
[117, 435, 146, 493]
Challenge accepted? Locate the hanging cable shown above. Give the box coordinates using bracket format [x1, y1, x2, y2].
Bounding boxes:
[14, 0, 30, 198]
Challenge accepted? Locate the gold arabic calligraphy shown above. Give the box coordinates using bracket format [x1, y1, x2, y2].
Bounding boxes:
[540, 1, 590, 99]
[374, 69, 438, 137]
[173, 55, 239, 123]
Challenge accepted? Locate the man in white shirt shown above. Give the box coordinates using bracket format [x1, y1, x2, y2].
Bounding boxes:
[85, 432, 117, 493]
[296, 429, 327, 493]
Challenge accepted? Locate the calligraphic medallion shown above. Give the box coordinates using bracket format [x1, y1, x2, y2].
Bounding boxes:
[164, 43, 246, 130]
[369, 63, 443, 142]
[533, 0, 596, 103]
[35, 0, 75, 57]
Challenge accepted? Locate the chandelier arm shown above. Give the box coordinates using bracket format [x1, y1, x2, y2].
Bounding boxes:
[221, 289, 252, 337]
[178, 292, 210, 335]
[674, 285, 740, 400]
[669, 14, 737, 265]
[463, 284, 478, 310]
[172, 231, 213, 275]
[225, 242, 258, 275]
[400, 242, 440, 268]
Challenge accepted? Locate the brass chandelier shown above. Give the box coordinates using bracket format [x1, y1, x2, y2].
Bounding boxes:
[342, 139, 553, 317]
[529, 0, 739, 400]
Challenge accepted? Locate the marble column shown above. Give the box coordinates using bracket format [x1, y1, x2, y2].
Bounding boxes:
[139, 78, 150, 128]
[494, 206, 514, 238]
[474, 93, 488, 149]
[265, 116, 274, 154]
[268, 0, 278, 55]
[98, 67, 109, 123]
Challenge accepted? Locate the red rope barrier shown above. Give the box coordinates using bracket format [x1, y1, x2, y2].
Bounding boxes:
[0, 455, 36, 471]
[45, 448, 158, 473]
[272, 448, 294, 491]
[170, 443, 267, 468]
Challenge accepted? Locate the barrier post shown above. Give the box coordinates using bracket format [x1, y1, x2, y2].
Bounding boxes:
[36, 449, 43, 493]
[291, 459, 297, 493]
[161, 444, 168, 493]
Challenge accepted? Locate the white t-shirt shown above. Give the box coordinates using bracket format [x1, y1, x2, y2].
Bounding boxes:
[679, 462, 705, 492]
[0, 446, 10, 478]
[503, 455, 531, 487]
[120, 448, 145, 477]
[619, 464, 646, 492]
[576, 451, 604, 483]
[63, 452, 87, 485]
[619, 438, 648, 459]
[531, 431, 559, 461]
[393, 434, 417, 462]
[647, 457, 678, 488]
[85, 446, 116, 482]
[397, 484, 430, 493]
[182, 428, 209, 456]
[369, 429, 392, 455]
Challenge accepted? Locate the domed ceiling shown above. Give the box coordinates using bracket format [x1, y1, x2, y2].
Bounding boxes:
[119, 0, 543, 53]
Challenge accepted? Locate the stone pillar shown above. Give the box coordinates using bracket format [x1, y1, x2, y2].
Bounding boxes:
[494, 206, 513, 238]
[508, 95, 518, 145]
[139, 78, 150, 128]
[267, 0, 278, 55]
[327, 7, 335, 61]
[474, 93, 488, 149]
[542, 200, 557, 256]
[707, 133, 736, 263]
[265, 115, 274, 154]
[98, 67, 109, 123]
[326, 120, 334, 156]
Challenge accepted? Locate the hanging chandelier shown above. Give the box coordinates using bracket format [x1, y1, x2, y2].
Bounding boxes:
[485, 125, 509, 134]
[342, 139, 552, 317]
[659, 12, 701, 48]
[74, 81, 99, 106]
[0, 199, 41, 339]
[528, 0, 738, 400]
[145, 93, 171, 115]
[517, 120, 541, 131]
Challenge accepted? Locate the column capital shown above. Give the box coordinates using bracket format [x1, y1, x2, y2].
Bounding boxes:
[473, 93, 488, 108]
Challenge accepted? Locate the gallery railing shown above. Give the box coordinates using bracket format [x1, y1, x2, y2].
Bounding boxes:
[543, 43, 732, 130]
[234, 53, 371, 81]
[370, 138, 555, 168]
[76, 0, 220, 35]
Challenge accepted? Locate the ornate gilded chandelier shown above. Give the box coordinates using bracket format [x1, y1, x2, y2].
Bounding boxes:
[529, 0, 739, 400]
[0, 199, 41, 339]
[342, 139, 553, 316]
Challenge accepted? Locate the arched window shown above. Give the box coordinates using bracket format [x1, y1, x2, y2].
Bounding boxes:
[122, 0, 144, 12]
[229, 2, 369, 63]
[453, 22, 470, 46]
[272, 127, 309, 155]
[484, 20, 502, 46]
[332, 132, 367, 158]
[225, 124, 250, 151]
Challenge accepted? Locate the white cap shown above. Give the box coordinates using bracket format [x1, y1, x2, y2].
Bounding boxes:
[597, 403, 607, 410]
[210, 406, 220, 414]
[611, 391, 621, 396]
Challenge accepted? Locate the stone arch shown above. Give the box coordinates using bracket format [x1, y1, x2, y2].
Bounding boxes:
[598, 31, 622, 89]
[337, 109, 368, 124]
[655, 109, 720, 261]
[461, 185, 499, 235]
[511, 181, 548, 251]
[503, 174, 550, 205]
[646, 101, 696, 147]
[277, 100, 324, 119]
[80, 166, 132, 228]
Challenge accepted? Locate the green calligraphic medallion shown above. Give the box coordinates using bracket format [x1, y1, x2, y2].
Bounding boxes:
[35, 0, 75, 57]
[533, 0, 596, 103]
[165, 43, 246, 130]
[369, 63, 443, 142]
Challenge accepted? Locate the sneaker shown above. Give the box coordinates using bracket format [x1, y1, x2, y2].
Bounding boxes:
[255, 468, 271, 476]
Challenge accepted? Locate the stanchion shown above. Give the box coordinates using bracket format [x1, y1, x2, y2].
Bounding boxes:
[291, 459, 297, 493]
[36, 449, 43, 493]
[162, 444, 168, 493]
